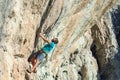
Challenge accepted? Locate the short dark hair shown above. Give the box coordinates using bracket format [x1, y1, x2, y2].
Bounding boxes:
[53, 38, 59, 44]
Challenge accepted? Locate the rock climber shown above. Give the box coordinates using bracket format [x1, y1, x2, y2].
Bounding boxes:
[27, 33, 58, 73]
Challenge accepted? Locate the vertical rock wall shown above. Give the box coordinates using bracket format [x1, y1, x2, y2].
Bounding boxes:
[0, 0, 119, 80]
[0, 0, 45, 79]
[91, 1, 120, 80]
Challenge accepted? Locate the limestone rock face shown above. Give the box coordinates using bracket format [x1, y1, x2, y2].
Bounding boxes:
[0, 0, 119, 80]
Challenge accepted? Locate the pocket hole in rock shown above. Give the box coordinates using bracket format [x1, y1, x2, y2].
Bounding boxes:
[23, 39, 27, 45]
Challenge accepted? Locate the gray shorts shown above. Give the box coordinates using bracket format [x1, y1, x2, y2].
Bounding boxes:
[37, 53, 45, 61]
[34, 50, 46, 61]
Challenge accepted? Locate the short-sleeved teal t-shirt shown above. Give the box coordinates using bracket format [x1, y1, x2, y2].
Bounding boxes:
[42, 42, 55, 54]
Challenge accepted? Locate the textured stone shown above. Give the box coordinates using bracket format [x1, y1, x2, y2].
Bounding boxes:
[0, 0, 119, 80]
[90, 1, 120, 80]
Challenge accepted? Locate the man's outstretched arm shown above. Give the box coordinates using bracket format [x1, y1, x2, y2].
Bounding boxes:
[38, 33, 50, 44]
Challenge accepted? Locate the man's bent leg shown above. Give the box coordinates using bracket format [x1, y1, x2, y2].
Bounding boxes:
[31, 59, 40, 72]
[30, 56, 36, 66]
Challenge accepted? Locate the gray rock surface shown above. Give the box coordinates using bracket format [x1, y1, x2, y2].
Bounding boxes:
[0, 0, 119, 80]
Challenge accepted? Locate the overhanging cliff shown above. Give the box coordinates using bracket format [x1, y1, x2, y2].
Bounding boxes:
[0, 0, 119, 80]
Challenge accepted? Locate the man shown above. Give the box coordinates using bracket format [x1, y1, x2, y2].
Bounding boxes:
[27, 33, 58, 73]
